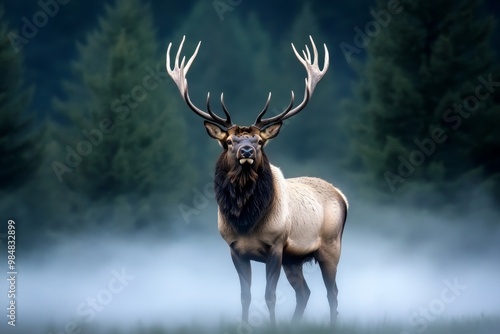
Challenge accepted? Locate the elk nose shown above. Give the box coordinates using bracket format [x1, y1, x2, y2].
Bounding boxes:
[239, 146, 254, 158]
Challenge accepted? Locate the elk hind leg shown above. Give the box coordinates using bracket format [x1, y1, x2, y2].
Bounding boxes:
[316, 249, 339, 325]
[283, 262, 310, 322]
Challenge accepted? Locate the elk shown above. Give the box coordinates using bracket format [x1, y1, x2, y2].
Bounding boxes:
[166, 36, 348, 326]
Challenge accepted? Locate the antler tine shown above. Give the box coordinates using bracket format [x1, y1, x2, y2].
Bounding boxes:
[253, 36, 329, 129]
[205, 92, 233, 126]
[166, 36, 233, 128]
[254, 92, 272, 125]
[253, 91, 296, 129]
[220, 93, 233, 125]
[304, 45, 311, 63]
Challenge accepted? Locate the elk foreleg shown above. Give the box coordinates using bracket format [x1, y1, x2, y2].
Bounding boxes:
[231, 249, 252, 324]
[265, 247, 283, 326]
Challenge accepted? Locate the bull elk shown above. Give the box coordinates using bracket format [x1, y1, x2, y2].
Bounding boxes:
[166, 36, 348, 326]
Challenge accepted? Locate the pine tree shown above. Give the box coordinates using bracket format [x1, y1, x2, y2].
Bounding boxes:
[346, 0, 500, 205]
[52, 0, 195, 229]
[0, 6, 40, 190]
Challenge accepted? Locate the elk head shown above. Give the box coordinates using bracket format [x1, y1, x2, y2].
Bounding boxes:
[166, 35, 329, 183]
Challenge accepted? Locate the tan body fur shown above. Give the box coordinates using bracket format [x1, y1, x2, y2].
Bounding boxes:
[219, 165, 347, 264]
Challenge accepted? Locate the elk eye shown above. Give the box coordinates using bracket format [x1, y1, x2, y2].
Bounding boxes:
[258, 140, 264, 145]
[226, 139, 232, 145]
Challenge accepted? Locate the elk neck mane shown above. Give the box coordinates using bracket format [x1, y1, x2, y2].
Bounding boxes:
[214, 152, 275, 234]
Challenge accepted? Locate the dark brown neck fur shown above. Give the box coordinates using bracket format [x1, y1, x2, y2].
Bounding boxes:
[214, 153, 274, 234]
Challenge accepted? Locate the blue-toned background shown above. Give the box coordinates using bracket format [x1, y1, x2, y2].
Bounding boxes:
[1, 0, 499, 333]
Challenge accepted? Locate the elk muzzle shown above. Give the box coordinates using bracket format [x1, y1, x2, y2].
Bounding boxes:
[238, 145, 255, 165]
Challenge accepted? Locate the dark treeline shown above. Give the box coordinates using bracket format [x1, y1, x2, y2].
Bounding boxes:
[1, 0, 499, 248]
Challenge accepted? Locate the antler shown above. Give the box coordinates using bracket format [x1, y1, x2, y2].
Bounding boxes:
[166, 36, 233, 129]
[253, 35, 329, 129]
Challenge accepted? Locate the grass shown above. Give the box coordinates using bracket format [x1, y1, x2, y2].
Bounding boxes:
[42, 315, 499, 334]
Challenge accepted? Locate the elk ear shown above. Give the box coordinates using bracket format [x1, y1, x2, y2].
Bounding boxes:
[204, 121, 227, 141]
[260, 123, 282, 140]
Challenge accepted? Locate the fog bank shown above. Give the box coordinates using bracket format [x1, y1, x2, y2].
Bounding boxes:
[1, 202, 499, 334]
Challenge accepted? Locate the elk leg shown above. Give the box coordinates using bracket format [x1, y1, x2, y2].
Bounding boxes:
[231, 249, 252, 324]
[316, 250, 339, 325]
[283, 263, 310, 322]
[265, 248, 283, 326]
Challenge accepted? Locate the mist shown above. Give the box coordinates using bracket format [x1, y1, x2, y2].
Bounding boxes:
[2, 198, 499, 334]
